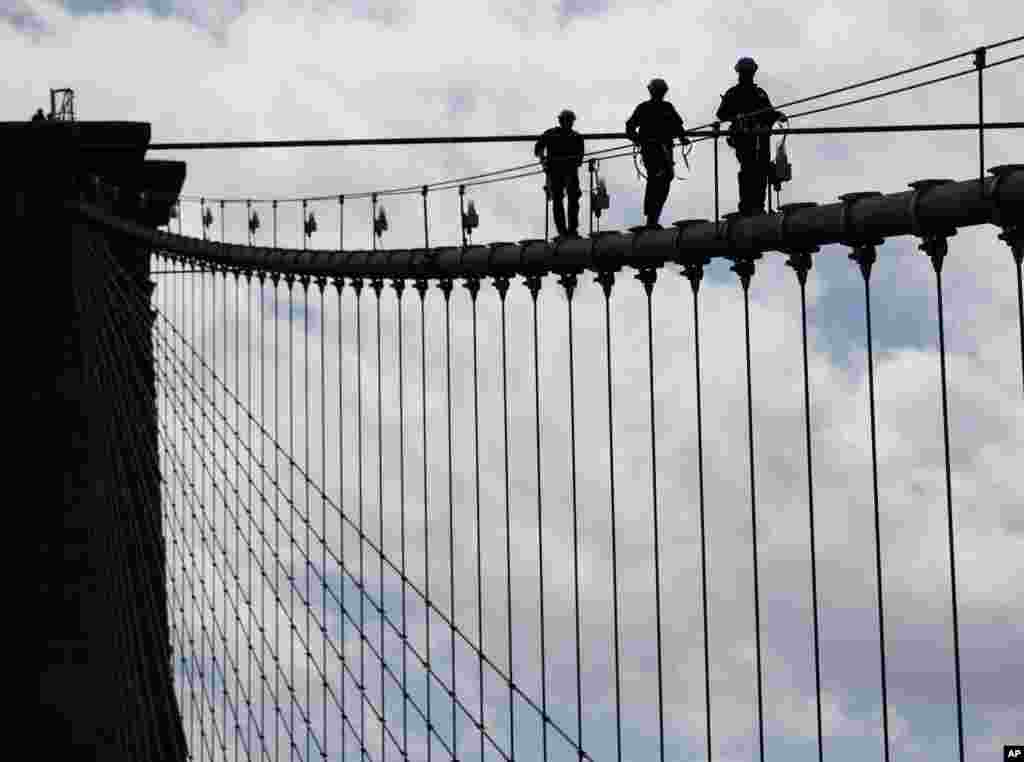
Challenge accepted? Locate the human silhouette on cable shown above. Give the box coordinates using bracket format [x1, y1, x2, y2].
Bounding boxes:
[626, 78, 690, 229]
[31, 108, 47, 122]
[534, 109, 585, 239]
[716, 57, 787, 216]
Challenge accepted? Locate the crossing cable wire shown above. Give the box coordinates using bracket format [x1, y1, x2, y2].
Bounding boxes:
[680, 252, 713, 762]
[729, 253, 766, 762]
[149, 306, 298, 760]
[595, 267, 624, 762]
[918, 234, 966, 762]
[154, 334, 364, 761]
[847, 240, 891, 762]
[85, 249, 256, 762]
[464, 274, 486, 762]
[525, 272, 551, 762]
[440, 275, 459, 761]
[154, 265, 580, 762]
[75, 247, 180, 760]
[557, 270, 585, 762]
[491, 274, 516, 762]
[636, 266, 666, 762]
[149, 256, 598, 762]
[784, 248, 824, 762]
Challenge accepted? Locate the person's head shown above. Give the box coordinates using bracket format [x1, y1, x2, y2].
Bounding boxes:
[647, 78, 668, 100]
[735, 57, 758, 83]
[558, 109, 576, 128]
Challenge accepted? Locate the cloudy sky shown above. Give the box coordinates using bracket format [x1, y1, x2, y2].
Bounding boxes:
[7, 1, 1022, 761]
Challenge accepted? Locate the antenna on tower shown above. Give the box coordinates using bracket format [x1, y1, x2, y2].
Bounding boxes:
[49, 89, 75, 121]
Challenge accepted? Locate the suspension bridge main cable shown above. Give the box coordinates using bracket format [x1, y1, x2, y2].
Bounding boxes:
[166, 35, 1023, 211]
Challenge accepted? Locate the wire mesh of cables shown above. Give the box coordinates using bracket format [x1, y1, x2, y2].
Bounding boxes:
[72, 175, 1024, 762]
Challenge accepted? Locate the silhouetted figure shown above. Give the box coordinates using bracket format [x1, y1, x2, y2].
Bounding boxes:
[716, 57, 787, 216]
[534, 109, 585, 238]
[626, 79, 690, 229]
[31, 108, 46, 122]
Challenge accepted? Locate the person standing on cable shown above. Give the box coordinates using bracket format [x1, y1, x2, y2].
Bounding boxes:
[716, 57, 787, 216]
[626, 78, 690, 229]
[534, 109, 585, 239]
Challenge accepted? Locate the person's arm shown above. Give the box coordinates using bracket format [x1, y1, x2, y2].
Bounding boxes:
[716, 91, 733, 123]
[533, 131, 546, 160]
[669, 103, 689, 145]
[625, 105, 641, 144]
[573, 133, 585, 166]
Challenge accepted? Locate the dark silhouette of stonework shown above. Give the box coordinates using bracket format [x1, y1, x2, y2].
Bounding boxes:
[12, 119, 186, 761]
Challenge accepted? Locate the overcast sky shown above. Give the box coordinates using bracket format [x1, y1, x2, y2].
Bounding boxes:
[7, 1, 1022, 761]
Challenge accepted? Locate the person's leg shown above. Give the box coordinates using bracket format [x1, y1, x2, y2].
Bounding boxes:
[549, 173, 568, 236]
[566, 172, 582, 234]
[648, 173, 671, 225]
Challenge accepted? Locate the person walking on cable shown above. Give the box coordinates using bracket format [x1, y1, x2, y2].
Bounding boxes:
[626, 78, 690, 229]
[716, 57, 787, 216]
[534, 109, 585, 239]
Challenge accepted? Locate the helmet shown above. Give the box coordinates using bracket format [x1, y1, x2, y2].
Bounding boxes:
[735, 57, 758, 73]
[558, 109, 576, 123]
[647, 78, 668, 96]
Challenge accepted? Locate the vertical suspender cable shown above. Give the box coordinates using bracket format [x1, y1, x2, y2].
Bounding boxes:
[258, 271, 267, 761]
[976, 48, 986, 193]
[439, 275, 458, 757]
[422, 187, 430, 250]
[374, 278, 387, 762]
[272, 272, 282, 762]
[559, 271, 584, 762]
[637, 267, 666, 762]
[526, 273, 550, 762]
[848, 243, 890, 762]
[220, 200, 225, 243]
[353, 276, 367, 761]
[459, 188, 468, 248]
[287, 275, 297, 762]
[682, 256, 713, 762]
[414, 277, 432, 762]
[372, 196, 378, 253]
[334, 276, 348, 762]
[730, 255, 765, 762]
[233, 270, 242, 762]
[920, 236, 965, 762]
[464, 276, 485, 762]
[319, 278, 329, 762]
[303, 277, 313, 762]
[393, 277, 409, 761]
[273, 202, 278, 250]
[786, 251, 824, 762]
[339, 196, 345, 252]
[713, 125, 721, 225]
[595, 268, 623, 762]
[492, 274, 514, 762]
